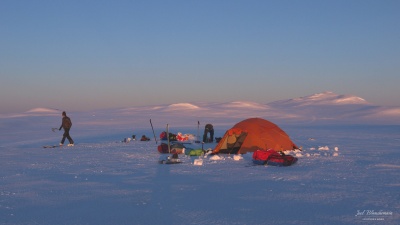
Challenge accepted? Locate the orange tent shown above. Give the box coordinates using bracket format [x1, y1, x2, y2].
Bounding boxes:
[213, 118, 298, 154]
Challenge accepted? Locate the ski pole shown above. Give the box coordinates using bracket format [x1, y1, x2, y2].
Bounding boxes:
[150, 119, 158, 144]
[166, 124, 171, 154]
[195, 121, 200, 143]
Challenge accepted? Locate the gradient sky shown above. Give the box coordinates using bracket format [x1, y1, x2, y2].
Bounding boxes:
[1, 0, 399, 114]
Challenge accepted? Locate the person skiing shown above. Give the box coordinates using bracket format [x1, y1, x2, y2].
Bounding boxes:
[59, 111, 74, 146]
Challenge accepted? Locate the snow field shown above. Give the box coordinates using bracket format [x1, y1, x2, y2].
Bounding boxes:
[0, 114, 399, 224]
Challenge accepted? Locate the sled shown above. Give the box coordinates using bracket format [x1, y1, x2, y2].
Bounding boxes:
[158, 153, 182, 164]
[252, 149, 297, 167]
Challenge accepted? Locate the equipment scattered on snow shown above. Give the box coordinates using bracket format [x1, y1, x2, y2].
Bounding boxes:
[193, 158, 203, 166]
[185, 149, 204, 156]
[140, 135, 150, 141]
[123, 138, 131, 143]
[158, 143, 188, 154]
[160, 131, 177, 141]
[159, 153, 181, 164]
[43, 145, 59, 148]
[43, 144, 75, 148]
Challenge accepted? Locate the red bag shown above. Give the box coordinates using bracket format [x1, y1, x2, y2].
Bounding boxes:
[158, 143, 169, 153]
[252, 149, 276, 161]
[253, 149, 298, 166]
[267, 153, 297, 166]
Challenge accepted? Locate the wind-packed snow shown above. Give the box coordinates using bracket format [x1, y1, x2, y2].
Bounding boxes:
[1, 92, 399, 224]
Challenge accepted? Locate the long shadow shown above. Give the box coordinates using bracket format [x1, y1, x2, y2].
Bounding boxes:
[148, 159, 174, 224]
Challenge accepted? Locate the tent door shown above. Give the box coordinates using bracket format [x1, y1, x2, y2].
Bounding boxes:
[225, 132, 247, 154]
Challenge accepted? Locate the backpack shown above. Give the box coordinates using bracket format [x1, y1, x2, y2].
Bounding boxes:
[159, 132, 177, 141]
[64, 117, 72, 129]
[158, 143, 169, 153]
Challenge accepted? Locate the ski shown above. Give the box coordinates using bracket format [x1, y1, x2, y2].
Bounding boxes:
[43, 144, 75, 148]
[158, 159, 182, 164]
[43, 145, 59, 148]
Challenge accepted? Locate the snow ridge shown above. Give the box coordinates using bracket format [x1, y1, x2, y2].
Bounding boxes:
[219, 101, 268, 109]
[2, 92, 399, 124]
[271, 91, 369, 107]
[165, 103, 200, 111]
[26, 108, 60, 113]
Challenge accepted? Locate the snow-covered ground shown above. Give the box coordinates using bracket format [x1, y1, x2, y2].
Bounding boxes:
[1, 93, 399, 224]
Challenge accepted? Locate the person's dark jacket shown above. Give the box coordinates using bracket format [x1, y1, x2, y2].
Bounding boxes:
[59, 116, 72, 130]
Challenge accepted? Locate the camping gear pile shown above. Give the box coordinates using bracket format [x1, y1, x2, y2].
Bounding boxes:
[156, 118, 299, 167]
[176, 132, 196, 142]
[160, 131, 177, 141]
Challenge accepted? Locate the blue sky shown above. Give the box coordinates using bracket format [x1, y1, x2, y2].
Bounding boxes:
[1, 0, 399, 113]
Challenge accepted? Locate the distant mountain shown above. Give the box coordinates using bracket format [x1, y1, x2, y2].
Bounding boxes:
[160, 103, 201, 111]
[0, 107, 60, 119]
[218, 101, 268, 109]
[267, 92, 400, 124]
[268, 91, 369, 107]
[26, 108, 60, 114]
[2, 92, 399, 125]
[124, 92, 399, 125]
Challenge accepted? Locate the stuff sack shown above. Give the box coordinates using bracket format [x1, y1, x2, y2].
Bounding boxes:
[160, 132, 177, 141]
[252, 149, 275, 161]
[186, 149, 204, 156]
[157, 143, 187, 154]
[158, 143, 169, 153]
[252, 149, 297, 167]
[266, 153, 297, 167]
[160, 132, 168, 140]
[170, 143, 187, 154]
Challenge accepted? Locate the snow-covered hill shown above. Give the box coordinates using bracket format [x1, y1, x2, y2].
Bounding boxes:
[269, 91, 370, 107]
[0, 107, 60, 118]
[1, 92, 399, 125]
[114, 92, 399, 125]
[268, 92, 400, 124]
